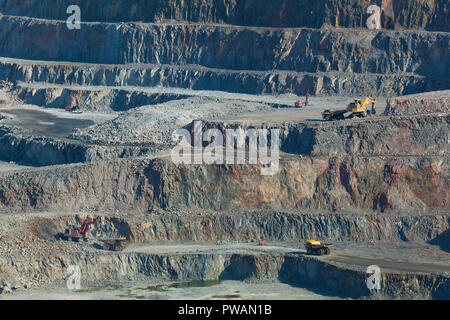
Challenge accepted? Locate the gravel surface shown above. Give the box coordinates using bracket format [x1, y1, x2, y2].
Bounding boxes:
[1, 280, 339, 300]
[69, 96, 273, 145]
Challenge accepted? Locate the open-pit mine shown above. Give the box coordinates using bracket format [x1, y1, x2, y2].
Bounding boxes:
[0, 0, 449, 301]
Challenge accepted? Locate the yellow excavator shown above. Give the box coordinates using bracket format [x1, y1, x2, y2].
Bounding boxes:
[322, 97, 377, 121]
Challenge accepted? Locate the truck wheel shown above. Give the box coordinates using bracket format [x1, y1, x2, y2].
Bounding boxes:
[55, 233, 63, 241]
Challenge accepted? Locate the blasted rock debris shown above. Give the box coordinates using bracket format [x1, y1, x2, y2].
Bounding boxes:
[385, 90, 450, 115]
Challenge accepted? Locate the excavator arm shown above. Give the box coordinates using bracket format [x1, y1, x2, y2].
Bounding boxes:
[79, 218, 99, 235]
[68, 217, 100, 238]
[322, 97, 377, 121]
[361, 97, 377, 115]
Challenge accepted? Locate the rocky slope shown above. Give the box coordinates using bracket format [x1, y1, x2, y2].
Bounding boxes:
[0, 14, 447, 98]
[203, 113, 449, 157]
[1, 249, 448, 299]
[0, 156, 447, 213]
[0, 125, 160, 166]
[0, 0, 448, 30]
[0, 15, 447, 76]
[120, 211, 450, 245]
[1, 58, 440, 97]
[385, 90, 450, 115]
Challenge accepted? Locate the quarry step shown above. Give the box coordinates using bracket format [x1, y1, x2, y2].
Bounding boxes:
[0, 155, 447, 213]
[1, 0, 448, 31]
[1, 208, 449, 299]
[0, 57, 447, 97]
[0, 15, 447, 77]
[10, 81, 360, 111]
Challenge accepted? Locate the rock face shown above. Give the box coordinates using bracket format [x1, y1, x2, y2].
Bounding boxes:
[0, 156, 447, 213]
[3, 95, 446, 169]
[0, 105, 447, 214]
[0, 0, 448, 30]
[0, 125, 158, 166]
[1, 250, 448, 299]
[122, 212, 450, 244]
[0, 15, 448, 97]
[0, 126, 88, 166]
[13, 85, 191, 112]
[1, 58, 442, 97]
[0, 2, 448, 98]
[0, 16, 447, 75]
[0, 5, 448, 98]
[385, 90, 450, 115]
[203, 113, 450, 157]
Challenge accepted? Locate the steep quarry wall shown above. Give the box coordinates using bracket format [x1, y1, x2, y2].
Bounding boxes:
[0, 16, 447, 77]
[203, 113, 449, 157]
[0, 0, 448, 30]
[0, 156, 447, 213]
[0, 15, 446, 97]
[148, 157, 448, 212]
[13, 84, 191, 112]
[124, 212, 450, 244]
[0, 126, 158, 166]
[1, 59, 440, 97]
[0, 6, 446, 99]
[1, 95, 448, 213]
[0, 126, 88, 166]
[0, 2, 447, 98]
[1, 251, 448, 299]
[301, 114, 449, 157]
[0, 0, 448, 300]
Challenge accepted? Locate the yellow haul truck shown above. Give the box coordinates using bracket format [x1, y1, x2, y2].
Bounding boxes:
[100, 237, 128, 251]
[305, 240, 333, 255]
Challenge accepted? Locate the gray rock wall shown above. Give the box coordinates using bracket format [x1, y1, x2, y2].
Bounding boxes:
[0, 156, 447, 213]
[385, 90, 450, 115]
[1, 59, 445, 97]
[0, 0, 448, 30]
[1, 251, 448, 299]
[0, 16, 447, 77]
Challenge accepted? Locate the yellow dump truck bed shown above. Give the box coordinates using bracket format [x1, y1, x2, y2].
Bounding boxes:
[100, 237, 127, 251]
